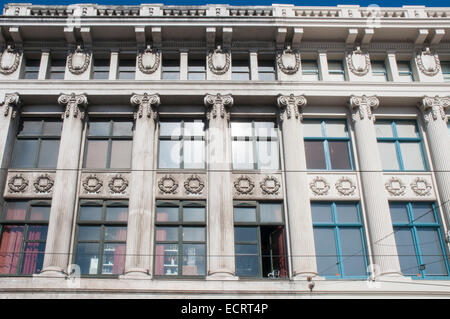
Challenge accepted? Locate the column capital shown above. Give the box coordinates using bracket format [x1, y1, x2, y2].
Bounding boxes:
[204, 93, 234, 121]
[348, 95, 379, 122]
[130, 93, 160, 120]
[2, 92, 21, 118]
[276, 94, 307, 122]
[418, 96, 450, 124]
[58, 93, 88, 120]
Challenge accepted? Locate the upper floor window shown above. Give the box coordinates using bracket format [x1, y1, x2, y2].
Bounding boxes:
[375, 120, 426, 171]
[158, 120, 205, 169]
[234, 201, 288, 278]
[74, 201, 128, 276]
[232, 55, 250, 80]
[10, 118, 62, 169]
[302, 60, 319, 81]
[371, 60, 388, 82]
[0, 200, 50, 275]
[303, 120, 353, 170]
[442, 61, 450, 82]
[397, 60, 415, 82]
[258, 56, 276, 81]
[231, 121, 280, 170]
[23, 57, 40, 80]
[312, 202, 368, 278]
[83, 120, 133, 169]
[188, 56, 206, 80]
[154, 201, 206, 277]
[93, 56, 110, 80]
[162, 55, 180, 80]
[390, 202, 449, 279]
[118, 55, 135, 80]
[48, 56, 65, 80]
[328, 60, 346, 81]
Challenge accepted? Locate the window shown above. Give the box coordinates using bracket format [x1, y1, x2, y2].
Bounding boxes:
[10, 118, 62, 169]
[23, 58, 40, 80]
[234, 202, 288, 278]
[232, 56, 250, 80]
[389, 202, 449, 279]
[303, 120, 353, 170]
[442, 61, 450, 82]
[48, 57, 66, 80]
[154, 201, 206, 277]
[118, 56, 135, 80]
[371, 60, 388, 82]
[84, 120, 133, 169]
[158, 120, 205, 169]
[231, 121, 280, 170]
[302, 60, 319, 81]
[0, 200, 50, 275]
[397, 60, 414, 82]
[375, 120, 426, 171]
[162, 56, 180, 80]
[312, 202, 368, 278]
[328, 60, 346, 81]
[74, 201, 128, 276]
[258, 57, 276, 81]
[93, 57, 110, 80]
[188, 57, 206, 80]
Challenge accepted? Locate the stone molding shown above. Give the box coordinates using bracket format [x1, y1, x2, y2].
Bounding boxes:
[130, 93, 160, 120]
[276, 94, 307, 122]
[67, 45, 91, 75]
[207, 45, 230, 75]
[204, 93, 234, 121]
[0, 45, 21, 75]
[58, 93, 88, 120]
[349, 95, 380, 122]
[415, 47, 441, 77]
[2, 93, 21, 118]
[418, 96, 450, 124]
[276, 46, 300, 75]
[346, 47, 370, 76]
[137, 45, 160, 74]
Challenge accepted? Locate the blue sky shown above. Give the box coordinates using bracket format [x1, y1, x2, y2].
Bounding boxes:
[0, 0, 447, 8]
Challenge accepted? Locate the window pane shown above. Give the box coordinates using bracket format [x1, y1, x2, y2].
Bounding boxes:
[375, 122, 394, 137]
[394, 228, 418, 276]
[42, 121, 62, 136]
[302, 61, 318, 72]
[104, 226, 127, 241]
[21, 242, 46, 275]
[232, 140, 254, 170]
[305, 141, 326, 169]
[156, 207, 179, 222]
[311, 203, 333, 223]
[0, 225, 24, 275]
[260, 203, 283, 223]
[395, 122, 418, 138]
[27, 225, 48, 241]
[416, 228, 448, 276]
[110, 140, 132, 169]
[234, 207, 257, 223]
[235, 244, 260, 277]
[159, 140, 181, 169]
[106, 206, 128, 222]
[328, 141, 351, 170]
[328, 61, 343, 71]
[235, 227, 258, 242]
[378, 142, 400, 170]
[75, 243, 100, 275]
[231, 122, 252, 137]
[89, 122, 110, 136]
[182, 244, 206, 275]
[112, 122, 133, 136]
[160, 122, 182, 137]
[5, 201, 27, 220]
[78, 226, 101, 241]
[182, 227, 205, 242]
[184, 122, 204, 137]
[256, 140, 279, 170]
[254, 122, 277, 138]
[325, 122, 348, 137]
[314, 228, 339, 276]
[85, 140, 108, 169]
[183, 140, 205, 169]
[155, 244, 178, 275]
[399, 143, 424, 170]
[155, 227, 178, 242]
[102, 243, 126, 275]
[79, 206, 102, 221]
[389, 203, 410, 224]
[188, 72, 206, 80]
[37, 139, 60, 168]
[20, 121, 42, 135]
[411, 203, 435, 223]
[258, 72, 275, 81]
[339, 228, 366, 277]
[183, 207, 205, 222]
[29, 206, 50, 221]
[335, 203, 359, 223]
[303, 121, 323, 137]
[11, 139, 39, 168]
[232, 72, 250, 81]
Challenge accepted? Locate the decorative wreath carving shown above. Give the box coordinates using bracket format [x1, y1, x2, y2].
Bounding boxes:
[82, 174, 103, 194]
[410, 177, 432, 196]
[234, 175, 255, 195]
[416, 47, 440, 77]
[207, 45, 230, 75]
[109, 174, 129, 194]
[276, 46, 300, 75]
[8, 174, 28, 193]
[385, 177, 406, 196]
[33, 174, 54, 193]
[137, 45, 160, 74]
[335, 177, 356, 196]
[158, 175, 179, 194]
[0, 45, 21, 75]
[67, 45, 91, 75]
[184, 174, 205, 195]
[346, 47, 371, 76]
[260, 176, 281, 195]
[310, 176, 330, 196]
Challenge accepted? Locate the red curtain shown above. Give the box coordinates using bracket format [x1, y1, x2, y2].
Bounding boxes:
[155, 213, 168, 275]
[0, 226, 24, 274]
[275, 226, 288, 278]
[112, 212, 127, 275]
[21, 226, 45, 275]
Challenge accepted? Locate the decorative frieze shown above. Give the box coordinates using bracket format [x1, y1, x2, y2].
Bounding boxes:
[158, 174, 179, 194]
[0, 45, 21, 75]
[67, 45, 91, 75]
[308, 174, 360, 200]
[232, 174, 282, 199]
[156, 173, 207, 198]
[79, 172, 130, 198]
[335, 176, 357, 196]
[137, 45, 160, 74]
[277, 94, 307, 122]
[260, 175, 281, 195]
[7, 174, 29, 193]
[349, 95, 379, 122]
[33, 174, 54, 194]
[410, 177, 433, 197]
[418, 96, 450, 124]
[131, 93, 160, 120]
[108, 174, 129, 194]
[204, 93, 234, 121]
[234, 175, 255, 195]
[184, 174, 205, 195]
[207, 45, 230, 75]
[4, 171, 56, 198]
[383, 174, 435, 200]
[309, 176, 330, 196]
[58, 93, 88, 120]
[415, 47, 440, 77]
[82, 174, 103, 194]
[277, 46, 300, 75]
[346, 47, 370, 76]
[385, 177, 406, 196]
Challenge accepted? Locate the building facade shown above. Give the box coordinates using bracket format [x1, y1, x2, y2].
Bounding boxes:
[0, 3, 449, 298]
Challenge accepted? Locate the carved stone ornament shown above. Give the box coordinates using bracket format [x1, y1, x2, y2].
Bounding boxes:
[419, 96, 450, 124]
[82, 175, 103, 194]
[34, 174, 54, 193]
[8, 174, 29, 193]
[277, 94, 307, 122]
[385, 177, 406, 196]
[346, 47, 370, 76]
[335, 177, 356, 196]
[349, 95, 380, 122]
[67, 45, 91, 75]
[131, 93, 160, 120]
[277, 46, 300, 75]
[109, 174, 129, 194]
[310, 176, 330, 195]
[416, 47, 440, 77]
[184, 175, 205, 195]
[410, 177, 432, 196]
[58, 93, 88, 120]
[207, 45, 230, 75]
[2, 93, 21, 118]
[204, 93, 234, 121]
[138, 45, 160, 74]
[0, 45, 21, 75]
[158, 175, 178, 194]
[260, 176, 281, 195]
[234, 175, 255, 195]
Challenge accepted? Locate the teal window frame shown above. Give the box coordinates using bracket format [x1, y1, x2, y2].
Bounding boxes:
[328, 60, 346, 81]
[371, 60, 389, 81]
[397, 60, 415, 81]
[303, 119, 354, 171]
[302, 59, 320, 81]
[311, 202, 369, 279]
[257, 57, 277, 81]
[389, 202, 450, 279]
[375, 120, 427, 172]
